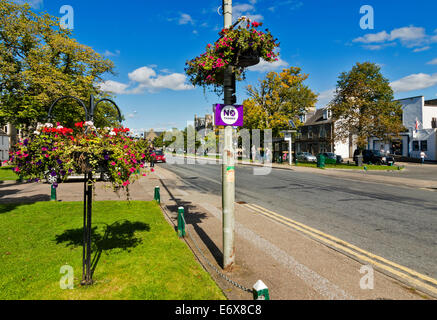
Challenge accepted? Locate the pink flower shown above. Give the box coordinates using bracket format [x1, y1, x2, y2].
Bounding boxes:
[117, 172, 121, 176]
[151, 168, 155, 172]
[123, 181, 130, 187]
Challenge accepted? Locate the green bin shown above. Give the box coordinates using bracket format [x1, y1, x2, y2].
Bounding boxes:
[317, 154, 325, 168]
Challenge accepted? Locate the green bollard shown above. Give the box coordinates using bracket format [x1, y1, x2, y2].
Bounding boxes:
[253, 280, 270, 300]
[154, 186, 160, 203]
[177, 206, 186, 238]
[50, 184, 57, 201]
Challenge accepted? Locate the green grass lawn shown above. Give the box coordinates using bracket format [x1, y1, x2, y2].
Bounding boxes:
[0, 166, 20, 181]
[0, 201, 226, 300]
[295, 162, 404, 171]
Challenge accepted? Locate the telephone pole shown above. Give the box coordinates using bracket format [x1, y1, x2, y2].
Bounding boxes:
[222, 0, 236, 271]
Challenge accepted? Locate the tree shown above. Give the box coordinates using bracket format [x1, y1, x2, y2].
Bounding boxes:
[329, 62, 404, 150]
[0, 0, 116, 130]
[243, 67, 318, 137]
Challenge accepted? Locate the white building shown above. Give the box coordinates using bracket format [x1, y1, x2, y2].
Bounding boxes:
[368, 96, 437, 161]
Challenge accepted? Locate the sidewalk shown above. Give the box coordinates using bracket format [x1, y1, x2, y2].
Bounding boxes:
[1, 171, 435, 300]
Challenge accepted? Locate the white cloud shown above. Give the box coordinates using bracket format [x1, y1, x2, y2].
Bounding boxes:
[14, 0, 43, 9]
[353, 31, 390, 44]
[232, 3, 263, 21]
[390, 73, 437, 93]
[427, 58, 437, 65]
[103, 50, 120, 57]
[128, 66, 157, 83]
[354, 26, 434, 51]
[179, 13, 194, 25]
[390, 26, 426, 42]
[98, 80, 130, 95]
[413, 46, 430, 52]
[99, 66, 193, 95]
[317, 88, 336, 107]
[362, 43, 396, 51]
[248, 57, 288, 72]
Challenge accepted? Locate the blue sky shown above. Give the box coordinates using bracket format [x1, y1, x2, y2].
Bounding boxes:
[21, 0, 437, 134]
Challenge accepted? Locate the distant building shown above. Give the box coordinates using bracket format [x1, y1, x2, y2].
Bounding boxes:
[368, 96, 437, 161]
[144, 129, 164, 144]
[295, 106, 355, 159]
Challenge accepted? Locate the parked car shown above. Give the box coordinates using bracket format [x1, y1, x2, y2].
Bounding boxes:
[154, 149, 166, 163]
[354, 149, 395, 165]
[44, 166, 111, 184]
[319, 152, 343, 164]
[296, 152, 317, 162]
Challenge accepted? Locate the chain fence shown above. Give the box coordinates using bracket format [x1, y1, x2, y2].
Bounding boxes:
[161, 204, 254, 294]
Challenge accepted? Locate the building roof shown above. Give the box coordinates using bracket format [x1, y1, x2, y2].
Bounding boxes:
[304, 107, 333, 126]
[425, 99, 437, 106]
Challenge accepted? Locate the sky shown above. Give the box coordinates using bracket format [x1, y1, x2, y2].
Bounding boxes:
[18, 0, 437, 134]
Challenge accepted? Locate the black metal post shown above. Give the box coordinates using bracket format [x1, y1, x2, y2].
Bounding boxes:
[82, 177, 87, 284]
[85, 171, 93, 284]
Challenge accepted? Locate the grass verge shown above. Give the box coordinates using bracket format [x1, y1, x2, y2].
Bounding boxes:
[0, 201, 226, 300]
[294, 162, 404, 171]
[0, 166, 20, 181]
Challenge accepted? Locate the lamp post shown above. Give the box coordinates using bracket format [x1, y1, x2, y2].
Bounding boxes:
[222, 0, 236, 272]
[48, 94, 122, 285]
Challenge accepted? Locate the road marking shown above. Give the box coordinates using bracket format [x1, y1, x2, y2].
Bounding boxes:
[242, 203, 437, 297]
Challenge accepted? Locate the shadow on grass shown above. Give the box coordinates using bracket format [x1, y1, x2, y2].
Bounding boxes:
[55, 220, 150, 277]
[0, 195, 51, 214]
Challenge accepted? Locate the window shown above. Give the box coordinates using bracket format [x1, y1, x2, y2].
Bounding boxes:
[413, 141, 419, 151]
[300, 114, 306, 123]
[421, 140, 428, 152]
[432, 118, 437, 129]
[308, 127, 313, 139]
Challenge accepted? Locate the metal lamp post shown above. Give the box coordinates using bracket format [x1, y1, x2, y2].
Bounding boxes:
[48, 94, 122, 285]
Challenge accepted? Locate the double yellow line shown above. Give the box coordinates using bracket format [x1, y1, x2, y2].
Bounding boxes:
[242, 202, 437, 297]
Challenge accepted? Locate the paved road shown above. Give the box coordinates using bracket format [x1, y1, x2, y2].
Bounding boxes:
[161, 157, 437, 279]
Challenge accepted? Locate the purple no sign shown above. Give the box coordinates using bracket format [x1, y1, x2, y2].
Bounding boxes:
[214, 104, 244, 127]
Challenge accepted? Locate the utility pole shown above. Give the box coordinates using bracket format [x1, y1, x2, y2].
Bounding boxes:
[222, 0, 236, 271]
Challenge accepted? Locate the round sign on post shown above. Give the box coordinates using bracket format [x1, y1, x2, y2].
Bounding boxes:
[221, 105, 239, 126]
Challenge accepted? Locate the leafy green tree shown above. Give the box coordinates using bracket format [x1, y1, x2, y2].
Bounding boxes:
[0, 0, 116, 130]
[329, 62, 404, 150]
[243, 67, 318, 137]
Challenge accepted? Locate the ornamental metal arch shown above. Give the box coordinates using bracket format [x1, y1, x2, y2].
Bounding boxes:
[47, 95, 89, 121]
[91, 97, 123, 123]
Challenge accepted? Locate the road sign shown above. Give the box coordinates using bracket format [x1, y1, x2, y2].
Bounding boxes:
[214, 104, 244, 127]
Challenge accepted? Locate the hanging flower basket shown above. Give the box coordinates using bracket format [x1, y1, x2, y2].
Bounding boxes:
[185, 17, 280, 93]
[8, 122, 152, 196]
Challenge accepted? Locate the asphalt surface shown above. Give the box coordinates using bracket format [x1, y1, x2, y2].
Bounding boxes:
[161, 157, 437, 280]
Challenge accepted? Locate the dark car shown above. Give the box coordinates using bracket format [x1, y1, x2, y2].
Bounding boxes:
[354, 149, 395, 165]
